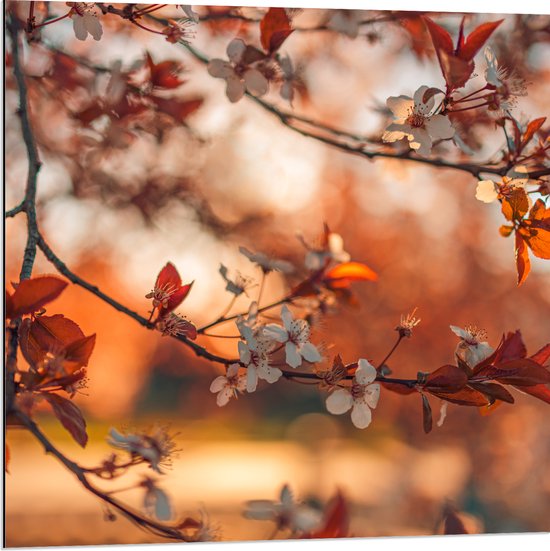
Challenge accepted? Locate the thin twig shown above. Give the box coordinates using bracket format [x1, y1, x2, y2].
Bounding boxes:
[5, 201, 26, 218]
[14, 410, 195, 542]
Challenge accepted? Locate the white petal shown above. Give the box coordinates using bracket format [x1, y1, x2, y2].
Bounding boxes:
[437, 401, 448, 427]
[225, 74, 245, 103]
[84, 14, 103, 41]
[382, 123, 409, 143]
[475, 180, 499, 203]
[207, 59, 234, 79]
[216, 387, 233, 407]
[364, 383, 380, 409]
[386, 96, 414, 120]
[227, 363, 240, 378]
[258, 365, 283, 384]
[408, 127, 432, 156]
[351, 403, 372, 429]
[292, 506, 323, 532]
[244, 69, 269, 97]
[304, 251, 323, 271]
[285, 341, 302, 368]
[244, 500, 277, 520]
[227, 39, 246, 62]
[328, 232, 345, 254]
[107, 427, 128, 444]
[153, 488, 172, 521]
[450, 325, 469, 339]
[425, 115, 455, 140]
[281, 304, 294, 330]
[300, 342, 322, 364]
[413, 85, 435, 112]
[246, 366, 258, 393]
[238, 341, 251, 364]
[263, 324, 289, 343]
[209, 375, 227, 393]
[72, 16, 88, 41]
[356, 359, 377, 384]
[326, 389, 353, 415]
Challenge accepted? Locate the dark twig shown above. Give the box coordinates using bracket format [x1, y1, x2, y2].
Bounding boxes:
[5, 201, 26, 218]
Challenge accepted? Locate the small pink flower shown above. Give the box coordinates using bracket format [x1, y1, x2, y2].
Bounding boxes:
[450, 325, 494, 367]
[209, 364, 247, 406]
[207, 39, 269, 103]
[325, 359, 380, 429]
[383, 86, 455, 156]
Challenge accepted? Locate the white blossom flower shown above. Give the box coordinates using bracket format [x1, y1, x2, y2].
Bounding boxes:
[239, 246, 294, 273]
[326, 10, 365, 38]
[302, 231, 350, 271]
[263, 305, 322, 368]
[244, 484, 322, 534]
[238, 340, 281, 393]
[437, 401, 448, 428]
[383, 85, 455, 156]
[450, 325, 494, 367]
[484, 47, 527, 113]
[475, 166, 535, 204]
[279, 55, 303, 105]
[141, 477, 172, 521]
[325, 359, 380, 429]
[179, 5, 200, 23]
[68, 3, 103, 41]
[219, 264, 253, 296]
[207, 39, 269, 103]
[107, 426, 177, 473]
[209, 364, 247, 406]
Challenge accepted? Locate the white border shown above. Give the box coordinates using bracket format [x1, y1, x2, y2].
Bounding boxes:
[20, 0, 550, 16]
[3, 0, 550, 550]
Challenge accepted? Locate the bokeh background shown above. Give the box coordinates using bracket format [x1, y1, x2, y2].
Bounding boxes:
[5, 2, 550, 546]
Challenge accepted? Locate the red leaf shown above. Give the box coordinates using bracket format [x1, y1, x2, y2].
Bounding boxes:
[496, 330, 527, 363]
[20, 314, 85, 368]
[145, 53, 185, 89]
[468, 382, 515, 404]
[160, 282, 194, 318]
[442, 504, 469, 535]
[515, 232, 531, 286]
[260, 8, 294, 54]
[458, 20, 503, 61]
[7, 275, 67, 319]
[502, 188, 529, 222]
[423, 17, 454, 54]
[425, 365, 468, 392]
[381, 381, 416, 395]
[152, 97, 203, 123]
[64, 334, 96, 367]
[43, 393, 88, 447]
[530, 344, 550, 366]
[429, 386, 490, 406]
[156, 262, 182, 290]
[516, 384, 550, 404]
[490, 359, 550, 386]
[305, 491, 349, 539]
[421, 394, 433, 434]
[520, 117, 546, 151]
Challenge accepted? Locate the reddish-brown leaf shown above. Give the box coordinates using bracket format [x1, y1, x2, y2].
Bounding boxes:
[43, 393, 88, 447]
[440, 51, 475, 90]
[519, 223, 550, 260]
[516, 384, 550, 404]
[260, 8, 294, 54]
[381, 381, 417, 395]
[458, 20, 503, 61]
[145, 53, 185, 89]
[515, 232, 531, 286]
[502, 188, 529, 222]
[520, 117, 546, 151]
[64, 334, 96, 367]
[468, 382, 515, 404]
[152, 97, 203, 123]
[530, 344, 550, 366]
[423, 17, 454, 54]
[482, 358, 550, 386]
[421, 394, 433, 434]
[20, 315, 85, 368]
[499, 225, 514, 238]
[497, 330, 527, 363]
[160, 282, 194, 318]
[425, 365, 468, 392]
[156, 262, 182, 290]
[305, 491, 349, 539]
[7, 275, 67, 319]
[429, 386, 490, 406]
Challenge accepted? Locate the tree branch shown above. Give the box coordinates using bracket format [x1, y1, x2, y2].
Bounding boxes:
[8, 17, 42, 282]
[36, 232, 234, 365]
[14, 410, 195, 542]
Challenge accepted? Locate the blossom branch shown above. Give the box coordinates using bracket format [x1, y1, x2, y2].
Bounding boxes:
[36, 233, 235, 365]
[14, 410, 196, 542]
[8, 17, 42, 281]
